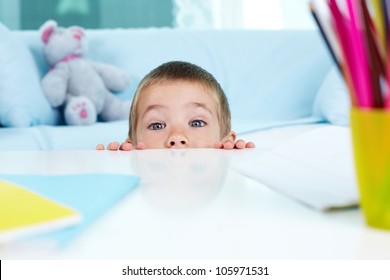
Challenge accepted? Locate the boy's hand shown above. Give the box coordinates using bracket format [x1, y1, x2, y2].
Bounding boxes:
[95, 142, 133, 151]
[96, 139, 255, 150]
[214, 139, 255, 150]
[96, 139, 146, 151]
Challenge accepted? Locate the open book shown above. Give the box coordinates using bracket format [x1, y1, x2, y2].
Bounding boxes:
[0, 180, 81, 244]
[233, 126, 359, 211]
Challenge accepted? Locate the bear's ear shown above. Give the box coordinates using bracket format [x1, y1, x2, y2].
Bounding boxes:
[40, 20, 58, 44]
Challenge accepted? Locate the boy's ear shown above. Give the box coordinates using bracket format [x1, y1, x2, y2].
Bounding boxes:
[221, 131, 236, 143]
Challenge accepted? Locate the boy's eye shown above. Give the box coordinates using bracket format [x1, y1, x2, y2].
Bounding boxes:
[189, 120, 206, 127]
[148, 122, 166, 130]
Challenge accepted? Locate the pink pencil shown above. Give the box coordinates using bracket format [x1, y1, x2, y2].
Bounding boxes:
[328, 0, 360, 106]
[346, 0, 373, 108]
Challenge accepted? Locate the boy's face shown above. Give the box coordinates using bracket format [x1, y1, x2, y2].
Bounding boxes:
[135, 81, 224, 149]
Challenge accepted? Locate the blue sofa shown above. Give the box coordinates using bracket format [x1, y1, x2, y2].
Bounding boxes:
[0, 24, 349, 150]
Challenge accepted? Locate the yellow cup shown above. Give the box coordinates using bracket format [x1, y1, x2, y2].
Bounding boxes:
[350, 108, 390, 230]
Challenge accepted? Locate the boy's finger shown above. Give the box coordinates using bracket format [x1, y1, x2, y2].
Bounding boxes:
[119, 142, 133, 151]
[246, 142, 256, 148]
[222, 141, 234, 150]
[96, 144, 105, 150]
[107, 142, 120, 151]
[234, 139, 246, 149]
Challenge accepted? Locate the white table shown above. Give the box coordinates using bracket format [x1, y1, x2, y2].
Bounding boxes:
[1, 128, 390, 260]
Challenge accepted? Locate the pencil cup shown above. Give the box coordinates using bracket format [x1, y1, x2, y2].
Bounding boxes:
[350, 108, 390, 230]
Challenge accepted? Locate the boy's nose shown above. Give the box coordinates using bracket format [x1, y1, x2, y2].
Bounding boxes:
[167, 134, 189, 148]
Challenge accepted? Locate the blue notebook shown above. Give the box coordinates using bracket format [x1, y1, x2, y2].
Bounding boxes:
[0, 174, 139, 246]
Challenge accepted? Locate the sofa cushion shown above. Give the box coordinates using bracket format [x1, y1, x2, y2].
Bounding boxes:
[0, 23, 60, 127]
[312, 66, 350, 126]
[81, 29, 333, 122]
[3, 28, 333, 150]
[15, 29, 332, 123]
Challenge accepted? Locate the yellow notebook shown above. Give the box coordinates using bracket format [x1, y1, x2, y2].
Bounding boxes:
[0, 180, 81, 244]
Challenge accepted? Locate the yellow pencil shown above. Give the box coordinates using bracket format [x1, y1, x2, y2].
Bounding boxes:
[370, 0, 387, 57]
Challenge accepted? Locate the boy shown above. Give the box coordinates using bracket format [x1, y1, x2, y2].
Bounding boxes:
[96, 61, 255, 150]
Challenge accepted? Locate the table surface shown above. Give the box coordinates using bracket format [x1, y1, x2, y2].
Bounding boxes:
[1, 127, 390, 260]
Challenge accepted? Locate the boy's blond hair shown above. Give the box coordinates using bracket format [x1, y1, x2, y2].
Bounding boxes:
[128, 61, 231, 143]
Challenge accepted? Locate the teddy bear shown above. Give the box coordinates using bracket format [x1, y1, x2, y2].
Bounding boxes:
[40, 20, 131, 125]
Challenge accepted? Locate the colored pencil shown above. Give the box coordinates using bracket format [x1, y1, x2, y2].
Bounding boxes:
[361, 0, 384, 107]
[328, 0, 360, 106]
[315, 0, 390, 109]
[347, 0, 373, 108]
[371, 0, 387, 53]
[310, 1, 342, 73]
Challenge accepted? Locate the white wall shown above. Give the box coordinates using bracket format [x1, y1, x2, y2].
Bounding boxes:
[0, 0, 20, 29]
[0, 0, 316, 30]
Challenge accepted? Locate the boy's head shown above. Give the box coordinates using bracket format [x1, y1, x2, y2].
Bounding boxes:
[128, 61, 235, 149]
